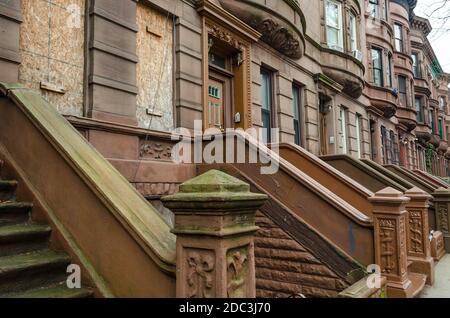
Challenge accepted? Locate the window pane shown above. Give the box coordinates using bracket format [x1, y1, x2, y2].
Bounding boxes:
[261, 72, 271, 111]
[372, 49, 381, 68]
[350, 14, 357, 51]
[326, 1, 339, 27]
[327, 28, 338, 47]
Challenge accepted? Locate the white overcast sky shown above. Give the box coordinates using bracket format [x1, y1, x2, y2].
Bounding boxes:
[414, 0, 450, 73]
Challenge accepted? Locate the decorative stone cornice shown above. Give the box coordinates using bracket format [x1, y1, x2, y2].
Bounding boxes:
[411, 16, 432, 36]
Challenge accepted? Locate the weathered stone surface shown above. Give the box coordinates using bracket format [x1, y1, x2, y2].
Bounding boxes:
[254, 213, 349, 297]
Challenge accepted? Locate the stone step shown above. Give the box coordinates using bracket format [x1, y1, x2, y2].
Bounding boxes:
[0, 249, 71, 294]
[0, 180, 18, 202]
[0, 224, 51, 256]
[2, 283, 93, 298]
[409, 272, 427, 298]
[0, 202, 32, 225]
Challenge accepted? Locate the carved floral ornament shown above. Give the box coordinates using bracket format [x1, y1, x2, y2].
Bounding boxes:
[227, 247, 249, 298]
[186, 250, 215, 298]
[208, 24, 246, 52]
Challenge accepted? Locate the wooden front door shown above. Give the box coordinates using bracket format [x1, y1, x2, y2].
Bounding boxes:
[207, 68, 232, 130]
[319, 112, 328, 155]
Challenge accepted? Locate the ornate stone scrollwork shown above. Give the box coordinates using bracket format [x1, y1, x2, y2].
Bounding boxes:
[186, 250, 215, 298]
[256, 19, 302, 59]
[139, 141, 173, 160]
[218, 0, 305, 59]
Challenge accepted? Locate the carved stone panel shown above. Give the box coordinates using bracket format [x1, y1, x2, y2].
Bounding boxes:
[378, 219, 398, 275]
[185, 249, 215, 298]
[139, 140, 173, 160]
[437, 205, 449, 233]
[408, 210, 424, 254]
[227, 246, 249, 298]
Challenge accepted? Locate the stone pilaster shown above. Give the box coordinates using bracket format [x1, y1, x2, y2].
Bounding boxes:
[0, 0, 22, 82]
[405, 187, 434, 285]
[369, 187, 412, 298]
[432, 187, 450, 252]
[161, 169, 267, 298]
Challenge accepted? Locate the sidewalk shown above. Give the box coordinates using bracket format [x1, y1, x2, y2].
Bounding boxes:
[420, 254, 450, 298]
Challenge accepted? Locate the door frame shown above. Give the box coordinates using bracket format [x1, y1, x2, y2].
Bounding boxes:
[207, 65, 234, 130]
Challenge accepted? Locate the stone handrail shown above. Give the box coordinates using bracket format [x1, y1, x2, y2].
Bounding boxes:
[277, 143, 374, 216]
[0, 83, 176, 296]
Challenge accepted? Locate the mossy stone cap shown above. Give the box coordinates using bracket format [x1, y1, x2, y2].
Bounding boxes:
[179, 169, 250, 193]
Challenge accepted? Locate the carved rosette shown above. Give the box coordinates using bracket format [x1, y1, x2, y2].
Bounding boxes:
[227, 246, 249, 298]
[185, 249, 215, 298]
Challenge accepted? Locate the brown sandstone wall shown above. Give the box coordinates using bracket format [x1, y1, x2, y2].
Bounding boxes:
[255, 212, 349, 298]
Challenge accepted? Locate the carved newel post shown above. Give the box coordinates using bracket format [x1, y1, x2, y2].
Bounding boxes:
[432, 187, 450, 252]
[161, 169, 267, 298]
[369, 187, 412, 298]
[405, 187, 434, 285]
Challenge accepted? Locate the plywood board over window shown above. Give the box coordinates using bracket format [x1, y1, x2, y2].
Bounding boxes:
[19, 0, 85, 116]
[136, 3, 174, 132]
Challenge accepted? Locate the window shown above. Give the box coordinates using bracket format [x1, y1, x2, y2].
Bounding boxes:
[381, 126, 389, 164]
[326, 0, 343, 51]
[292, 85, 302, 146]
[339, 107, 348, 154]
[394, 24, 403, 52]
[260, 69, 273, 143]
[387, 54, 393, 87]
[398, 75, 407, 107]
[368, 0, 379, 18]
[391, 130, 399, 165]
[371, 48, 383, 86]
[415, 97, 423, 122]
[439, 96, 446, 111]
[439, 118, 444, 139]
[349, 13, 358, 52]
[429, 109, 436, 133]
[356, 114, 362, 158]
[412, 53, 420, 77]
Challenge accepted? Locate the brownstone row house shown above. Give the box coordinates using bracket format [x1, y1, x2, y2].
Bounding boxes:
[0, 0, 449, 298]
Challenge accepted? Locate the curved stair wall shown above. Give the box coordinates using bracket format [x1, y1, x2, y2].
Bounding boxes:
[197, 163, 366, 297]
[0, 83, 176, 297]
[412, 170, 449, 189]
[277, 143, 374, 217]
[321, 155, 410, 193]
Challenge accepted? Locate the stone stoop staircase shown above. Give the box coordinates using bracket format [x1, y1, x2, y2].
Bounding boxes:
[0, 160, 93, 298]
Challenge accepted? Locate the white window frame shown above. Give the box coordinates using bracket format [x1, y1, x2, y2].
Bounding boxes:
[339, 107, 348, 154]
[326, 0, 344, 51]
[349, 13, 358, 52]
[356, 114, 362, 158]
